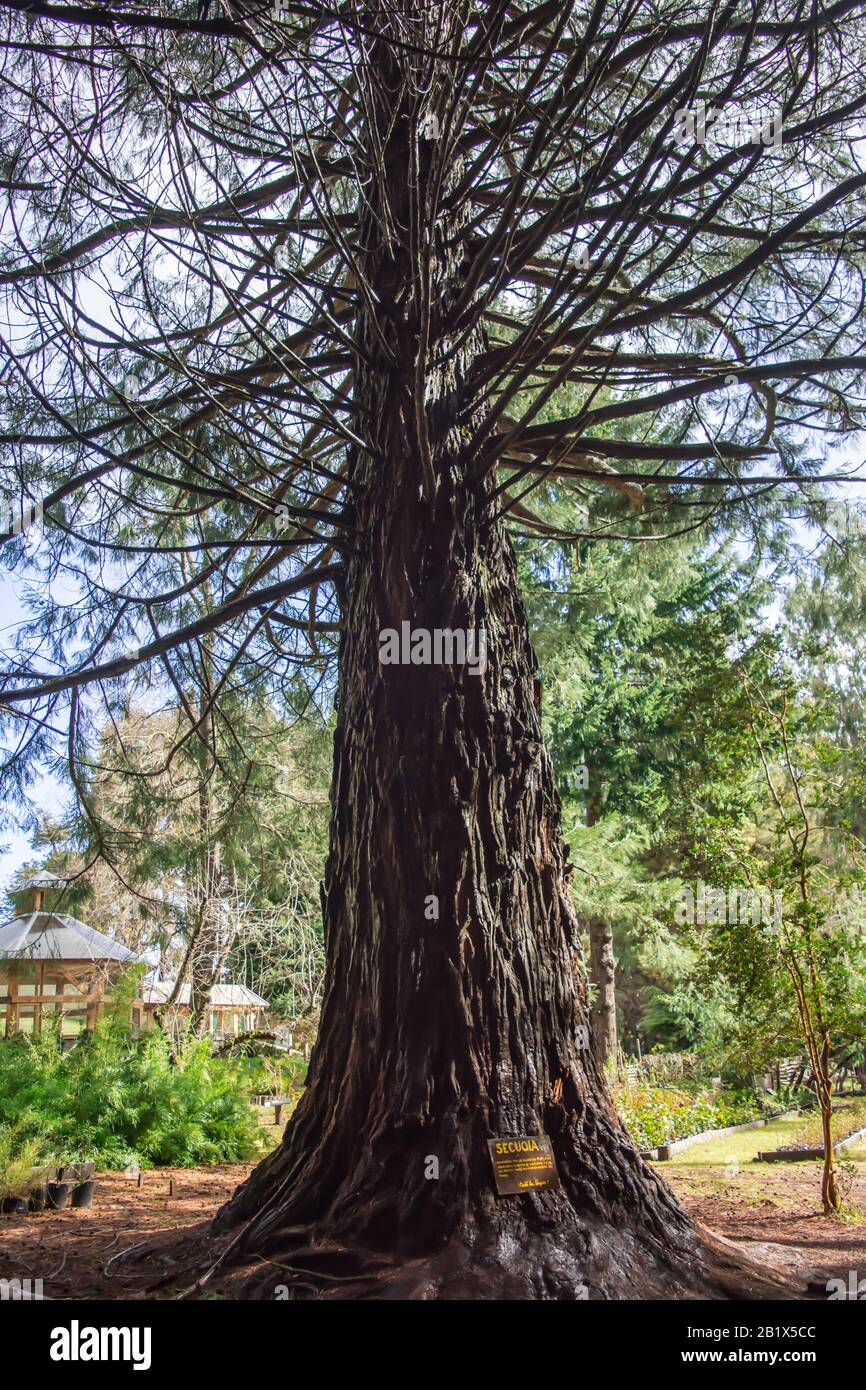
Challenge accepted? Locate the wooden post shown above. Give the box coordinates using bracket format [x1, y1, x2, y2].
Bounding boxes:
[86, 973, 105, 1032]
[6, 968, 18, 1036]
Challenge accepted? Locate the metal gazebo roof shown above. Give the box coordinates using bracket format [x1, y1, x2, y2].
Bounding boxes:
[142, 979, 268, 1008]
[0, 912, 144, 964]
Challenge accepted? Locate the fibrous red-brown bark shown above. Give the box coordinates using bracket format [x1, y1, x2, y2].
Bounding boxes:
[205, 447, 790, 1293]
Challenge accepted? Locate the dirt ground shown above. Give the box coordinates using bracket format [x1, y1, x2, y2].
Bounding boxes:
[663, 1162, 866, 1291]
[2, 1154, 864, 1299]
[0, 1165, 250, 1299]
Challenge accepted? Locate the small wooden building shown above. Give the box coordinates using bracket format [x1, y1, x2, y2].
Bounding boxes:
[0, 907, 143, 1040]
[1, 877, 270, 1042]
[141, 980, 270, 1037]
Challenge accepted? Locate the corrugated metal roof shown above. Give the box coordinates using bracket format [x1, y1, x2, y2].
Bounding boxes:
[0, 912, 144, 964]
[142, 979, 268, 1008]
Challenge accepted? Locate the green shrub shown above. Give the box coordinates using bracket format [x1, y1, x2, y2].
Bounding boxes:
[612, 1082, 765, 1150]
[791, 1097, 866, 1149]
[0, 1127, 51, 1199]
[0, 1010, 267, 1170]
[233, 1053, 308, 1098]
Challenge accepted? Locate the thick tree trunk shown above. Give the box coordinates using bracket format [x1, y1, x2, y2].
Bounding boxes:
[206, 474, 787, 1296]
[584, 801, 618, 1070]
[588, 917, 618, 1072]
[199, 11, 794, 1301]
[188, 835, 224, 1037]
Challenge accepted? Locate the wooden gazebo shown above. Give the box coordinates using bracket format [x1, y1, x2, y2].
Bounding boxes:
[141, 979, 269, 1038]
[0, 888, 144, 1040]
[1, 874, 270, 1043]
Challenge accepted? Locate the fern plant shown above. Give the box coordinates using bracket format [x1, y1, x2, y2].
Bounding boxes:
[0, 1005, 266, 1169]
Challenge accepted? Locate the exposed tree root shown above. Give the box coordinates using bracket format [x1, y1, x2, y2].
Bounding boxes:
[176, 1218, 802, 1301]
[163, 1172, 804, 1301]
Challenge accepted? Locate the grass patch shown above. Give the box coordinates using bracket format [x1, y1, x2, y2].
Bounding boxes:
[662, 1113, 804, 1167]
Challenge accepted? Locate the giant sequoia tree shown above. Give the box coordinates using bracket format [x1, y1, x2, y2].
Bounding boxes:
[3, 0, 866, 1298]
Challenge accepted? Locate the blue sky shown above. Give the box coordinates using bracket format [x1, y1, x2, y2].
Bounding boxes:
[0, 563, 68, 895]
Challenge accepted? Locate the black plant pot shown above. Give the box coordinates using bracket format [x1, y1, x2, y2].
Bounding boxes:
[71, 1180, 96, 1209]
[29, 1183, 49, 1212]
[60, 1160, 96, 1183]
[1, 1196, 29, 1213]
[47, 1181, 70, 1210]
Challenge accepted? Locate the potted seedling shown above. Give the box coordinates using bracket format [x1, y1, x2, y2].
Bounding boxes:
[0, 1133, 51, 1214]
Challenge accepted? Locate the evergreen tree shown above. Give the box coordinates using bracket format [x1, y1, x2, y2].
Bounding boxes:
[4, 0, 866, 1297]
